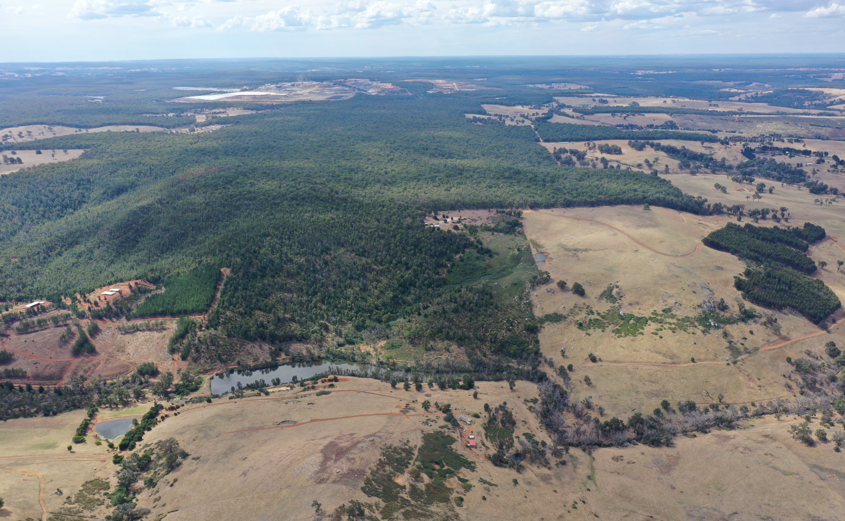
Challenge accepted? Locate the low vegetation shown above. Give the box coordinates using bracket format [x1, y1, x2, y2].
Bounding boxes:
[360, 431, 474, 519]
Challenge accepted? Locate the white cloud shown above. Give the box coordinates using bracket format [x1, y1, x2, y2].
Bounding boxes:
[224, 0, 437, 32]
[249, 6, 308, 31]
[535, 0, 591, 20]
[69, 0, 157, 20]
[216, 14, 243, 31]
[68, 0, 845, 33]
[623, 18, 650, 29]
[806, 3, 845, 16]
[6, 5, 23, 14]
[172, 15, 209, 26]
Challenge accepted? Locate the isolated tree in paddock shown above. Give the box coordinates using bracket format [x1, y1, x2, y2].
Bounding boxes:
[571, 282, 586, 296]
[556, 280, 567, 290]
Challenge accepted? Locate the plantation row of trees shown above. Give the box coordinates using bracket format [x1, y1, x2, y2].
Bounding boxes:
[703, 222, 819, 274]
[703, 222, 840, 323]
[131, 265, 220, 318]
[535, 122, 720, 143]
[630, 140, 732, 171]
[735, 267, 841, 324]
[570, 105, 755, 116]
[0, 372, 153, 420]
[735, 158, 809, 185]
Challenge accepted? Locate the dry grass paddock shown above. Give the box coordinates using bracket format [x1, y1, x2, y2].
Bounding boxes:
[0, 148, 86, 175]
[5, 375, 845, 520]
[521, 204, 844, 417]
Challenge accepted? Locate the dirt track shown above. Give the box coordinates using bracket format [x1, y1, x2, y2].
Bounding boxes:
[0, 455, 109, 521]
[761, 317, 844, 351]
[0, 466, 47, 521]
[223, 412, 431, 435]
[525, 210, 703, 257]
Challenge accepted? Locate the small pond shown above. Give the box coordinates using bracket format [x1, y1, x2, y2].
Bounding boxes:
[95, 417, 137, 440]
[535, 253, 546, 265]
[210, 362, 362, 394]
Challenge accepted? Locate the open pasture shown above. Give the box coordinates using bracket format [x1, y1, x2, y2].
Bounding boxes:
[0, 148, 86, 175]
[4, 375, 845, 520]
[522, 204, 844, 418]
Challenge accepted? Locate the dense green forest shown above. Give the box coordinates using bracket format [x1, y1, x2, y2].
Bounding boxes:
[703, 222, 840, 323]
[535, 122, 719, 143]
[0, 86, 716, 364]
[1, 59, 840, 369]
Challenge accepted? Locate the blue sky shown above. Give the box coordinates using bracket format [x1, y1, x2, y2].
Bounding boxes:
[3, 0, 845, 61]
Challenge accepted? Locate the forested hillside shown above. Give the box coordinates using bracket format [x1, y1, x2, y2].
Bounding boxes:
[0, 88, 710, 362]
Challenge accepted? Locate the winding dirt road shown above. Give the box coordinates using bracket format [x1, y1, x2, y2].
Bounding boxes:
[761, 317, 844, 351]
[525, 209, 704, 257]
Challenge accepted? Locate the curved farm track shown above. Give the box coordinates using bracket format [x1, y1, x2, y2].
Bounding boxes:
[828, 235, 845, 254]
[525, 210, 703, 258]
[761, 317, 845, 351]
[593, 359, 724, 368]
[0, 455, 109, 521]
[0, 466, 47, 521]
[223, 411, 431, 435]
[163, 388, 428, 435]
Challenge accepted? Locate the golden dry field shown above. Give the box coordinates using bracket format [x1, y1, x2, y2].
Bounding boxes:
[0, 149, 86, 175]
[4, 376, 845, 520]
[521, 199, 845, 417]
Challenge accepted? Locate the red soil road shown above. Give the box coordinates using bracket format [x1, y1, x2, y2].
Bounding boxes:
[177, 389, 417, 417]
[164, 388, 426, 435]
[223, 412, 432, 435]
[0, 466, 48, 521]
[828, 235, 845, 254]
[592, 359, 726, 368]
[524, 209, 703, 258]
[761, 316, 845, 351]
